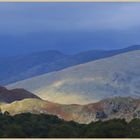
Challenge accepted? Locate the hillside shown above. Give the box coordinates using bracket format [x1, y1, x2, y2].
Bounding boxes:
[0, 86, 40, 103]
[8, 50, 140, 104]
[1, 45, 140, 85]
[1, 97, 140, 124]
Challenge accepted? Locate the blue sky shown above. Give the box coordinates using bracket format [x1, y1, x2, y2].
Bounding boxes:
[1, 2, 140, 56]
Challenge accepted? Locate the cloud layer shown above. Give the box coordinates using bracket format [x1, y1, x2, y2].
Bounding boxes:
[1, 3, 140, 56]
[0, 3, 140, 34]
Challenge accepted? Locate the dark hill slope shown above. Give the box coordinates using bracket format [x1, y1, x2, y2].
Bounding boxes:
[0, 86, 40, 103]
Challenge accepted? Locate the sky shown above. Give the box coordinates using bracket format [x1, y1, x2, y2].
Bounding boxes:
[1, 2, 140, 56]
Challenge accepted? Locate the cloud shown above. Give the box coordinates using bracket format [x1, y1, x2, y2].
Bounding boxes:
[0, 3, 140, 35]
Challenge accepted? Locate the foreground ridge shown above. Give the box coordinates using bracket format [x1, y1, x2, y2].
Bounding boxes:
[1, 96, 140, 124]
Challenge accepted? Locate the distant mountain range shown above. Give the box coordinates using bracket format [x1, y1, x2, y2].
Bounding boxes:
[1, 45, 140, 85]
[7, 49, 140, 104]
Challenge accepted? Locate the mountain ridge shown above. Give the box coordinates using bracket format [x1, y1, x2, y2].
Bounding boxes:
[1, 45, 140, 85]
[1, 96, 140, 124]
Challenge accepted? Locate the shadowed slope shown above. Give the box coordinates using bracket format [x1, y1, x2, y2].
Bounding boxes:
[0, 86, 40, 103]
